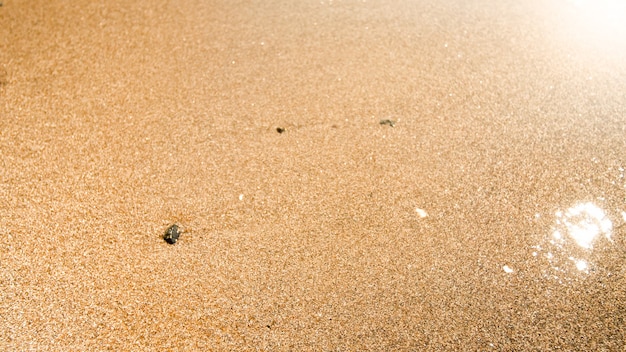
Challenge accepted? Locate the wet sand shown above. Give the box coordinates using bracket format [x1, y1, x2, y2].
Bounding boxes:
[1, 0, 626, 349]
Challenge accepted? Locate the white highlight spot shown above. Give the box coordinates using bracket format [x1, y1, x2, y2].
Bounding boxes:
[415, 208, 428, 218]
[239, 194, 244, 201]
[558, 202, 612, 249]
[503, 265, 514, 273]
[575, 260, 588, 271]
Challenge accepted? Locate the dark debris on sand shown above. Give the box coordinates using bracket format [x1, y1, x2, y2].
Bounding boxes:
[164, 224, 181, 244]
[379, 119, 395, 127]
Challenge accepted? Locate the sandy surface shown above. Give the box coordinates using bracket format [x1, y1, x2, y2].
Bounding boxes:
[1, 0, 626, 350]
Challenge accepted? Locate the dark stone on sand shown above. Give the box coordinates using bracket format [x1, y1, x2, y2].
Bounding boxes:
[164, 224, 180, 244]
[276, 127, 285, 133]
[379, 119, 395, 127]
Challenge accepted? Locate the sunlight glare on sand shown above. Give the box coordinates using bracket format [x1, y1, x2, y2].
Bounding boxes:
[575, 259, 589, 271]
[534, 202, 614, 279]
[567, 0, 626, 40]
[555, 202, 612, 249]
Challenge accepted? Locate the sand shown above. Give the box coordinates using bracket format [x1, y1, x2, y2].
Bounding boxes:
[1, 0, 626, 350]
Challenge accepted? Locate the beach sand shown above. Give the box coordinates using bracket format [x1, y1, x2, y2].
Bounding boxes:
[1, 0, 626, 349]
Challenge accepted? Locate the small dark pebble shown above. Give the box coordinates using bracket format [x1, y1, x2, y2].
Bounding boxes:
[379, 119, 395, 127]
[164, 224, 180, 244]
[276, 127, 285, 134]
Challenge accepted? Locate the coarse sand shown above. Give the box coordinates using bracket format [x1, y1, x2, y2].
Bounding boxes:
[1, 0, 626, 350]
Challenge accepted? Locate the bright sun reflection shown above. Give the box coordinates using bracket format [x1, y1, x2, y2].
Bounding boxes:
[567, 0, 626, 39]
[575, 259, 588, 271]
[555, 202, 612, 249]
[535, 200, 618, 280]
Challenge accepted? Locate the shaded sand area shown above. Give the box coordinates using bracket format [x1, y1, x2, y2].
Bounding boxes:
[2, 0, 626, 349]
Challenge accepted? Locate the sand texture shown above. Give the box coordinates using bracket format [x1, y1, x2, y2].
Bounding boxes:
[1, 0, 626, 350]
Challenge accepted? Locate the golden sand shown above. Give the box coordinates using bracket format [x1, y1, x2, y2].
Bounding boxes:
[1, 0, 625, 349]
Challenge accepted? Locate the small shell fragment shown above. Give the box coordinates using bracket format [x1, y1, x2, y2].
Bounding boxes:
[415, 208, 428, 218]
[164, 224, 180, 244]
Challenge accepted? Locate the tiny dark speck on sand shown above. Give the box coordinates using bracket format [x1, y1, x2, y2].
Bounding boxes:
[276, 127, 285, 133]
[164, 224, 180, 244]
[379, 119, 395, 127]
